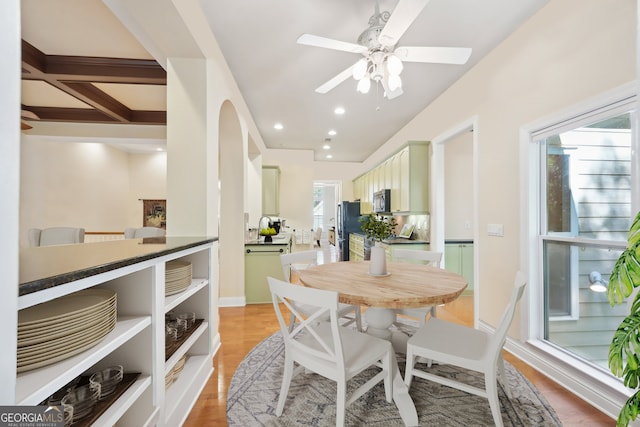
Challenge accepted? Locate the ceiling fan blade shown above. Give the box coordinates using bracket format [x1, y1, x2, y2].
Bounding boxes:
[394, 46, 472, 64]
[378, 0, 430, 47]
[297, 34, 367, 54]
[315, 63, 357, 94]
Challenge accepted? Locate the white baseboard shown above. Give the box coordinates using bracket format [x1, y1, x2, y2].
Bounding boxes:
[476, 319, 622, 421]
[218, 296, 246, 307]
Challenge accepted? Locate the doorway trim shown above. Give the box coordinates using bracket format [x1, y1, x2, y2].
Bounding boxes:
[431, 115, 479, 327]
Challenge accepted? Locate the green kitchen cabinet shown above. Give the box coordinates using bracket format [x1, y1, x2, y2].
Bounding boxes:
[245, 236, 291, 303]
[445, 242, 474, 291]
[352, 141, 430, 214]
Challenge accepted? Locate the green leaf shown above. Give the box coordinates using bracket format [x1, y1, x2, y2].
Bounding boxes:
[628, 211, 640, 247]
[617, 390, 640, 426]
[609, 314, 640, 380]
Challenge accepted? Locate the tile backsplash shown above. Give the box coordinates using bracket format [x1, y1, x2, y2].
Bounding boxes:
[389, 214, 430, 242]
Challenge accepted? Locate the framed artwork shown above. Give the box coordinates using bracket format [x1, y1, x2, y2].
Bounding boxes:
[143, 199, 166, 229]
[398, 223, 415, 239]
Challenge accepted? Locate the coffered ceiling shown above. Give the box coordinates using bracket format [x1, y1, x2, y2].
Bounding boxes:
[20, 0, 548, 161]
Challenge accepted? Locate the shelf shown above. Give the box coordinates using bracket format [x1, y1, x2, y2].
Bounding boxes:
[165, 321, 208, 372]
[91, 374, 151, 427]
[165, 278, 208, 312]
[164, 354, 213, 427]
[17, 315, 150, 405]
[11, 239, 215, 427]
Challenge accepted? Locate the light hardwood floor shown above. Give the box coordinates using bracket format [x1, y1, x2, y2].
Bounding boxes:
[184, 243, 614, 426]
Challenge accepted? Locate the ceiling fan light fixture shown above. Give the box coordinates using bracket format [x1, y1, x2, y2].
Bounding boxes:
[386, 54, 403, 75]
[357, 76, 371, 94]
[388, 74, 402, 91]
[353, 58, 368, 80]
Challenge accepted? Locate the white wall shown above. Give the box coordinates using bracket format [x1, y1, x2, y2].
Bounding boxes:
[260, 150, 364, 233]
[19, 137, 166, 247]
[262, 149, 315, 233]
[0, 0, 20, 403]
[128, 152, 168, 226]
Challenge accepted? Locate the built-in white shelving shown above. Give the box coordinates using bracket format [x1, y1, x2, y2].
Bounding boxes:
[11, 238, 216, 427]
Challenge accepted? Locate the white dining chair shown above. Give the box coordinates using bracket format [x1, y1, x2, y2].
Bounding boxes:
[404, 271, 527, 427]
[392, 249, 443, 329]
[268, 277, 394, 427]
[124, 226, 165, 239]
[280, 250, 362, 332]
[28, 227, 85, 247]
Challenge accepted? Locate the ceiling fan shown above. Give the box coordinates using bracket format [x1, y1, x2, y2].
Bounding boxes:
[297, 0, 472, 100]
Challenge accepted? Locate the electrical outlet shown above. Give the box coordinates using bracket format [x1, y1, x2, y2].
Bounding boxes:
[487, 223, 504, 237]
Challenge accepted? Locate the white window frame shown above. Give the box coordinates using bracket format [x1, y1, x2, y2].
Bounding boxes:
[516, 82, 639, 417]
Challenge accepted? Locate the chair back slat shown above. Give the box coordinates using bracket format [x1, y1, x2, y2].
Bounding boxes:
[280, 250, 318, 282]
[393, 249, 443, 266]
[269, 277, 343, 365]
[488, 271, 527, 361]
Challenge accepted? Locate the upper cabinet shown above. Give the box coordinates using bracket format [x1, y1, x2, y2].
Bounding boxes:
[262, 166, 280, 216]
[353, 141, 431, 214]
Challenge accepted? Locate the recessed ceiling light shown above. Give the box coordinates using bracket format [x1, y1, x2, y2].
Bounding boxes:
[334, 107, 345, 115]
[323, 144, 331, 150]
[274, 123, 284, 130]
[326, 154, 333, 159]
[328, 130, 337, 136]
[156, 148, 164, 152]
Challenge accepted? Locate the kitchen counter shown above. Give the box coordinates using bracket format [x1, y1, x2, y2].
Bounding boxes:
[382, 237, 430, 245]
[350, 232, 429, 245]
[245, 232, 292, 247]
[19, 236, 217, 296]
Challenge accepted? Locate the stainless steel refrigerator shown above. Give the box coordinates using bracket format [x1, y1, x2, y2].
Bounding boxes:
[336, 201, 362, 261]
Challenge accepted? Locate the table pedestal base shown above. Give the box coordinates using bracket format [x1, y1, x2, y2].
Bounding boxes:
[365, 307, 418, 426]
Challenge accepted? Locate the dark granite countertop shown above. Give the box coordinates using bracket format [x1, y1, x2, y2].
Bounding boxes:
[19, 236, 217, 296]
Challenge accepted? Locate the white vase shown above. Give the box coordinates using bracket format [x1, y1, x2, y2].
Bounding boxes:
[369, 244, 388, 276]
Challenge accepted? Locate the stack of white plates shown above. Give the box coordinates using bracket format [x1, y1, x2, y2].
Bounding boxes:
[17, 288, 117, 373]
[165, 370, 174, 390]
[165, 260, 192, 296]
[173, 354, 187, 382]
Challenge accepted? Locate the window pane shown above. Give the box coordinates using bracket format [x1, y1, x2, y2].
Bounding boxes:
[544, 240, 626, 369]
[545, 112, 633, 239]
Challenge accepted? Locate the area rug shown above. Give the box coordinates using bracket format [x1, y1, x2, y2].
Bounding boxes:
[227, 332, 562, 426]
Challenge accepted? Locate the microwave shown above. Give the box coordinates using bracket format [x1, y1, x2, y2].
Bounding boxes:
[373, 189, 391, 213]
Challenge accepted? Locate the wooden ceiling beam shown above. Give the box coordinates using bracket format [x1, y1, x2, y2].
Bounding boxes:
[20, 40, 167, 125]
[21, 40, 166, 84]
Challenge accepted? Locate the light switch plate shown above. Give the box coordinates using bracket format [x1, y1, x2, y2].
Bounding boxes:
[487, 223, 504, 236]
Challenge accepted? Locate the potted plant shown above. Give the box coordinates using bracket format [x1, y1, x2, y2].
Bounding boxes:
[607, 210, 640, 426]
[359, 214, 397, 275]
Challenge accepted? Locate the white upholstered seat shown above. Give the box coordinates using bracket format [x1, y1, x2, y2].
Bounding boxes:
[404, 271, 527, 427]
[268, 276, 393, 427]
[28, 227, 85, 247]
[280, 250, 362, 331]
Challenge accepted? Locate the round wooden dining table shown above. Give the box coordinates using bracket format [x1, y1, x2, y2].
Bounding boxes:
[297, 260, 468, 427]
[297, 260, 467, 346]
